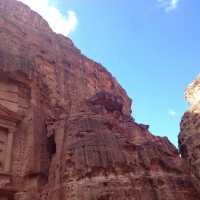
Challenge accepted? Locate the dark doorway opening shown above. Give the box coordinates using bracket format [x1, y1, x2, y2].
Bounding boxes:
[47, 134, 56, 160]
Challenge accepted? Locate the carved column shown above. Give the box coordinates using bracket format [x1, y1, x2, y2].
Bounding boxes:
[4, 128, 15, 173]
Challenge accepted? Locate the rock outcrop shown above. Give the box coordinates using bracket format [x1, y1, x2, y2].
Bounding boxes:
[179, 75, 200, 183]
[0, 0, 200, 199]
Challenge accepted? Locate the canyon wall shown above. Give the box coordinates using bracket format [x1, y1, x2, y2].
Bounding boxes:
[179, 75, 200, 184]
[0, 0, 200, 199]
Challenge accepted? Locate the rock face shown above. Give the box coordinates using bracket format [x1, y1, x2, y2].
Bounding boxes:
[179, 75, 200, 183]
[0, 0, 200, 199]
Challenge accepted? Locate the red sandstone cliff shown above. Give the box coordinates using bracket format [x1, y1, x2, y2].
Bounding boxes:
[179, 75, 200, 184]
[0, 0, 200, 199]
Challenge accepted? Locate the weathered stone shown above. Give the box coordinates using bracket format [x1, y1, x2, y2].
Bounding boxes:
[0, 0, 200, 199]
[138, 123, 150, 130]
[88, 91, 124, 112]
[179, 75, 200, 183]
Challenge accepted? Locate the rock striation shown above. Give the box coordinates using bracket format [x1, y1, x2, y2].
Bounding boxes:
[0, 0, 200, 199]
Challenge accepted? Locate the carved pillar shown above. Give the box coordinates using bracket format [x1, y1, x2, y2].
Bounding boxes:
[4, 128, 15, 173]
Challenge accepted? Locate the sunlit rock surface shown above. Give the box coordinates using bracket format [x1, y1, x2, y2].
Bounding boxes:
[0, 0, 200, 199]
[185, 74, 200, 106]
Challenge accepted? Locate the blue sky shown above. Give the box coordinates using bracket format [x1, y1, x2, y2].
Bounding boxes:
[19, 0, 199, 146]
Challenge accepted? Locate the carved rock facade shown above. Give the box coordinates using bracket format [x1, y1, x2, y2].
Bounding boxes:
[0, 0, 200, 199]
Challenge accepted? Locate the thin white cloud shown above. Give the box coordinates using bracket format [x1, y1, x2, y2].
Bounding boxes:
[17, 0, 78, 36]
[157, 0, 180, 12]
[169, 109, 177, 117]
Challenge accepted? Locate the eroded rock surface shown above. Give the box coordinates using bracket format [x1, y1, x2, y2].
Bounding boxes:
[0, 0, 200, 199]
[179, 75, 200, 182]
